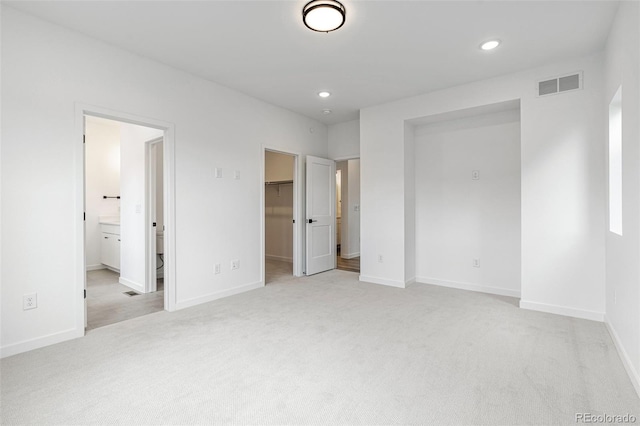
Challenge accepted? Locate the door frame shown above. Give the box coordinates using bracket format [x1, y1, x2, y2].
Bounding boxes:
[260, 146, 302, 282]
[75, 103, 177, 336]
[145, 137, 164, 293]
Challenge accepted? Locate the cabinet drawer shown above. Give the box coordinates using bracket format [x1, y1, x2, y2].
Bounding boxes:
[100, 224, 120, 235]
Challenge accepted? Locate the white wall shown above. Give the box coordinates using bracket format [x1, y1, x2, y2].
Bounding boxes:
[156, 141, 164, 236]
[336, 161, 348, 249]
[328, 119, 359, 160]
[360, 53, 605, 321]
[119, 123, 163, 291]
[414, 109, 521, 297]
[1, 7, 327, 357]
[84, 117, 121, 269]
[603, 0, 640, 395]
[404, 123, 416, 284]
[345, 159, 360, 259]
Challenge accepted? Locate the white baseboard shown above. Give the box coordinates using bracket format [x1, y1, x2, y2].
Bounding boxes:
[265, 255, 293, 263]
[519, 300, 604, 322]
[359, 275, 406, 288]
[1, 327, 83, 359]
[405, 277, 416, 286]
[604, 315, 640, 398]
[175, 280, 263, 310]
[416, 276, 521, 298]
[119, 277, 144, 293]
[341, 252, 360, 259]
[86, 264, 106, 271]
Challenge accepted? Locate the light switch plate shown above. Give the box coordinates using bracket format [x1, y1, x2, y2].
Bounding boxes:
[215, 168, 223, 179]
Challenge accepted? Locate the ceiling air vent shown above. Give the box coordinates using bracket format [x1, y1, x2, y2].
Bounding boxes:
[537, 71, 582, 97]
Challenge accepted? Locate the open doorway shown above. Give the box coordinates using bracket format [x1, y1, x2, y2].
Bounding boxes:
[83, 115, 166, 331]
[264, 150, 297, 284]
[335, 159, 360, 273]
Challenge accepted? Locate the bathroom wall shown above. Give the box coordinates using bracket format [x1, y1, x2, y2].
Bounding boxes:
[155, 141, 164, 277]
[84, 117, 121, 270]
[119, 123, 163, 292]
[345, 159, 360, 259]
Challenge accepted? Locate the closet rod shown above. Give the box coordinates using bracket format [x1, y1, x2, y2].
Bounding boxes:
[265, 180, 293, 185]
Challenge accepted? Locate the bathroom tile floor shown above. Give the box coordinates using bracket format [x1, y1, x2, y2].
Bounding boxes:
[86, 269, 164, 331]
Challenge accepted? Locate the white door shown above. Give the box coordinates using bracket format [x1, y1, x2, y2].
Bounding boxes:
[305, 155, 336, 275]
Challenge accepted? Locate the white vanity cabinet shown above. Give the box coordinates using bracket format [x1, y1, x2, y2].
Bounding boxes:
[100, 223, 120, 271]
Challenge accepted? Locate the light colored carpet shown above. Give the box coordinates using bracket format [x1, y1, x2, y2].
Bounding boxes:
[1, 269, 638, 425]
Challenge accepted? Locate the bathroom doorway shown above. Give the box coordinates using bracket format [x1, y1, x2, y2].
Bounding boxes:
[335, 159, 360, 273]
[263, 149, 299, 284]
[83, 114, 169, 331]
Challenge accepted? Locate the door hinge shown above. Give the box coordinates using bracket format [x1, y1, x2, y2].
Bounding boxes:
[84, 212, 86, 221]
[84, 289, 87, 299]
[83, 134, 86, 144]
[292, 219, 295, 223]
[153, 222, 156, 227]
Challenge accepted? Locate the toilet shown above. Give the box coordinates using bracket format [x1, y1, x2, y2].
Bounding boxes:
[156, 232, 164, 255]
[156, 232, 164, 277]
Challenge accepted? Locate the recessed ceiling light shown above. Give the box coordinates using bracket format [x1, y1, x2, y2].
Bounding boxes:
[480, 40, 501, 51]
[303, 0, 346, 33]
[318, 91, 331, 98]
[322, 109, 332, 114]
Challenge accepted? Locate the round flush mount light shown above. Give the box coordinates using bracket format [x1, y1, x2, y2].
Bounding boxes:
[303, 0, 346, 33]
[322, 109, 332, 114]
[318, 91, 331, 98]
[480, 40, 501, 51]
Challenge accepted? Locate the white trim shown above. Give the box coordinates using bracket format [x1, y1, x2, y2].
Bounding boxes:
[1, 328, 83, 359]
[119, 277, 144, 293]
[175, 281, 263, 310]
[86, 264, 106, 271]
[331, 155, 360, 162]
[405, 277, 416, 286]
[604, 315, 640, 398]
[340, 252, 360, 259]
[359, 275, 406, 288]
[519, 300, 604, 322]
[265, 255, 293, 263]
[416, 276, 521, 298]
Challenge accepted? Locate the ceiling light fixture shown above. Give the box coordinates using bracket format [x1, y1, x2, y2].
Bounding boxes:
[303, 0, 346, 33]
[318, 91, 331, 98]
[323, 109, 332, 114]
[480, 40, 501, 51]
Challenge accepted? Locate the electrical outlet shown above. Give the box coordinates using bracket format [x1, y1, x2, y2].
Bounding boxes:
[231, 259, 240, 270]
[214, 264, 221, 275]
[473, 259, 480, 268]
[378, 255, 383, 263]
[23, 293, 37, 310]
[472, 170, 480, 180]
